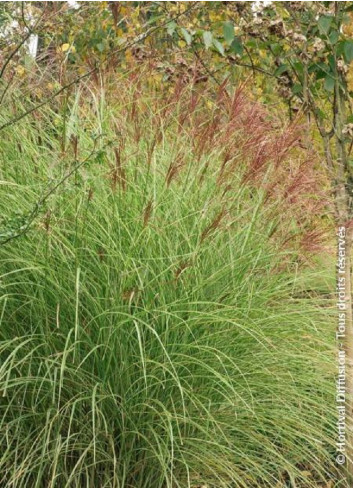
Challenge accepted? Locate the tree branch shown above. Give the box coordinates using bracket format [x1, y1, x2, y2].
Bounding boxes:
[0, 2, 201, 132]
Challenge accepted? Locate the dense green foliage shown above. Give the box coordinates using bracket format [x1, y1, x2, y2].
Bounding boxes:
[0, 78, 343, 487]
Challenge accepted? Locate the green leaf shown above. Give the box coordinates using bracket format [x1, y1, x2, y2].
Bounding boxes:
[223, 21, 234, 45]
[274, 64, 288, 76]
[324, 74, 335, 91]
[270, 43, 282, 56]
[328, 54, 335, 72]
[310, 62, 328, 81]
[246, 39, 257, 49]
[293, 61, 304, 75]
[318, 15, 333, 35]
[316, 108, 326, 121]
[213, 39, 225, 56]
[335, 41, 345, 57]
[308, 62, 325, 73]
[230, 37, 243, 55]
[180, 27, 192, 46]
[344, 40, 353, 62]
[146, 14, 164, 25]
[202, 30, 213, 50]
[329, 30, 339, 45]
[166, 21, 177, 37]
[291, 84, 302, 95]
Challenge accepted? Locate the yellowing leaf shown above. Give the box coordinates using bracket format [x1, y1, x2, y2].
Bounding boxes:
[154, 74, 163, 84]
[16, 65, 25, 76]
[61, 43, 70, 52]
[209, 11, 222, 22]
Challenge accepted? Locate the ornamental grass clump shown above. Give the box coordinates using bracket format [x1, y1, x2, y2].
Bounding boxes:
[0, 74, 342, 487]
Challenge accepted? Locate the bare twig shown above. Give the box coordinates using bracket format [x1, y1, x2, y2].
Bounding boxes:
[0, 2, 201, 132]
[0, 5, 45, 80]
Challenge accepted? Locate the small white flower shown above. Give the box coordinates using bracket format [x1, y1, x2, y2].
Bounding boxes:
[313, 38, 325, 52]
[343, 123, 353, 136]
[293, 33, 307, 42]
[67, 0, 80, 10]
[337, 59, 348, 74]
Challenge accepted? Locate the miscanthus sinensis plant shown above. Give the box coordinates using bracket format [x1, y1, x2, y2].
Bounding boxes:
[0, 73, 343, 487]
